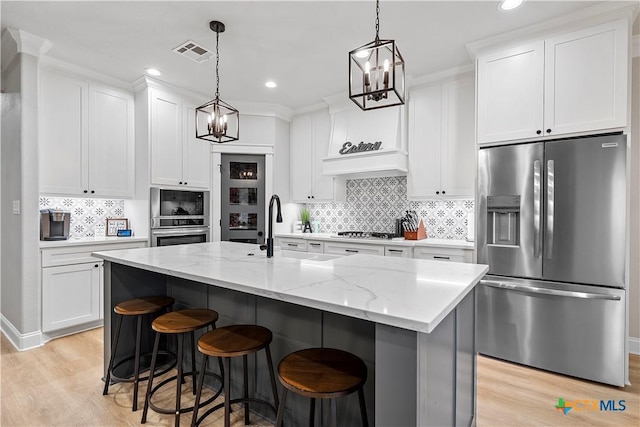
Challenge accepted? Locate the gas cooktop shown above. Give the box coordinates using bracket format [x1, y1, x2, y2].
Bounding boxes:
[333, 231, 397, 240]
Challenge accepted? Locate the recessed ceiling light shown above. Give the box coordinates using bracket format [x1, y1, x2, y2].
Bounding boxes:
[355, 49, 369, 58]
[145, 68, 162, 76]
[499, 0, 524, 11]
[265, 81, 277, 88]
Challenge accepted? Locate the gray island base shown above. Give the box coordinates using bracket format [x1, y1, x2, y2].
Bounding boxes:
[95, 242, 488, 426]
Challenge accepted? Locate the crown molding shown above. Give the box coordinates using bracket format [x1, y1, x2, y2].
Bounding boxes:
[408, 64, 475, 89]
[466, 2, 639, 58]
[40, 56, 133, 91]
[2, 28, 52, 73]
[292, 101, 329, 116]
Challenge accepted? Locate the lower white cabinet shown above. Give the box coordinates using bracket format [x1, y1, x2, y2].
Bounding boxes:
[307, 241, 324, 253]
[41, 241, 147, 334]
[413, 246, 473, 263]
[42, 262, 102, 333]
[384, 246, 412, 258]
[323, 242, 384, 257]
[277, 237, 308, 252]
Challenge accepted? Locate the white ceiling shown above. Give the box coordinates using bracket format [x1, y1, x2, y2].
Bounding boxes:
[1, 1, 634, 110]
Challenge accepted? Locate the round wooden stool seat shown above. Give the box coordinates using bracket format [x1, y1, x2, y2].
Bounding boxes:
[152, 309, 219, 334]
[114, 295, 175, 316]
[197, 324, 272, 357]
[275, 348, 369, 427]
[278, 348, 367, 399]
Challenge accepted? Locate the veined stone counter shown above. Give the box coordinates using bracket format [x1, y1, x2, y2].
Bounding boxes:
[94, 241, 488, 426]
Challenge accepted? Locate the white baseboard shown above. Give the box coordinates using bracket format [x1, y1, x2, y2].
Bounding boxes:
[629, 337, 640, 355]
[0, 314, 43, 351]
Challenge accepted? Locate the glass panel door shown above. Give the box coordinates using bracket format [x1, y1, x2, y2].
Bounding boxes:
[220, 154, 265, 244]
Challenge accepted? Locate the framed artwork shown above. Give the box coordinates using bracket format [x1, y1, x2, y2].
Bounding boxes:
[106, 218, 129, 236]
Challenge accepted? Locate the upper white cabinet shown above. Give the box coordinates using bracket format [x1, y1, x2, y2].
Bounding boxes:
[149, 89, 210, 189]
[291, 109, 343, 202]
[477, 19, 628, 145]
[39, 69, 134, 197]
[408, 76, 475, 199]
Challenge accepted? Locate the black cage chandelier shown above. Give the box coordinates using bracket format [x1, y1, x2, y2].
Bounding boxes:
[349, 0, 405, 111]
[196, 20, 239, 143]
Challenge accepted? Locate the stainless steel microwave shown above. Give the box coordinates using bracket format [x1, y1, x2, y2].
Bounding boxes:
[150, 187, 210, 229]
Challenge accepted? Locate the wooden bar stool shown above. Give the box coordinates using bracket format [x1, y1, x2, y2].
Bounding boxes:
[191, 324, 279, 427]
[141, 308, 222, 427]
[275, 348, 369, 427]
[103, 295, 175, 411]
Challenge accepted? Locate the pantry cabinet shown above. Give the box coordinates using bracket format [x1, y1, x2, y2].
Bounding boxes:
[407, 76, 475, 198]
[150, 89, 211, 189]
[39, 69, 134, 197]
[477, 19, 628, 144]
[290, 109, 344, 202]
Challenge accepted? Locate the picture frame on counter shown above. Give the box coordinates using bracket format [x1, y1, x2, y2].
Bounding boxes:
[106, 218, 129, 236]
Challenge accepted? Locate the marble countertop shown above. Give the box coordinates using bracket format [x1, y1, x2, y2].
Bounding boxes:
[94, 242, 487, 333]
[275, 233, 474, 249]
[40, 236, 149, 248]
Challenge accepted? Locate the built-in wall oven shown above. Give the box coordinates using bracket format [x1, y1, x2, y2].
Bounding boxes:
[150, 187, 210, 247]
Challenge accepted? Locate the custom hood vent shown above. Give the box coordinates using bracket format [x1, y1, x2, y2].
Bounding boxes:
[322, 101, 408, 178]
[173, 40, 214, 63]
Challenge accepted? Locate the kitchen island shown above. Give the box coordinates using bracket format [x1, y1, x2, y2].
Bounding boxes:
[94, 241, 488, 426]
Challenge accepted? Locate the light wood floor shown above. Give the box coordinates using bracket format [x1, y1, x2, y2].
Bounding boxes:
[1, 328, 639, 426]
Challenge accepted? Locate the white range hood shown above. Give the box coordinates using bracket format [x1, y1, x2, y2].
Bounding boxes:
[321, 95, 408, 178]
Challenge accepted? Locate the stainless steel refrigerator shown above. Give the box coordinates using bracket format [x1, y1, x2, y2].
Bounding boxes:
[476, 133, 628, 386]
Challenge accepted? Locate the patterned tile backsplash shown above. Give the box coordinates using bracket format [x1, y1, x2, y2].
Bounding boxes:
[39, 196, 126, 238]
[306, 176, 474, 240]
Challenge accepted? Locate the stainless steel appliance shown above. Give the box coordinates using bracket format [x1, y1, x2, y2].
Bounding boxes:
[150, 188, 210, 247]
[477, 133, 627, 386]
[40, 209, 71, 240]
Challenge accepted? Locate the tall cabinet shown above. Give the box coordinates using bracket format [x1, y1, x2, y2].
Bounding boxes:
[39, 68, 135, 197]
[407, 76, 475, 199]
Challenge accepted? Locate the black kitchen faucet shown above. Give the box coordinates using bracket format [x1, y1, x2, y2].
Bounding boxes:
[260, 194, 282, 257]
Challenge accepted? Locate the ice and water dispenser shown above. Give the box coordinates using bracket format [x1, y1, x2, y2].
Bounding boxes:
[486, 195, 520, 247]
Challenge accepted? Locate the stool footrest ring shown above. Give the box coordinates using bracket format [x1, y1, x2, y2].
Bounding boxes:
[109, 351, 176, 384]
[148, 371, 223, 415]
[194, 397, 277, 427]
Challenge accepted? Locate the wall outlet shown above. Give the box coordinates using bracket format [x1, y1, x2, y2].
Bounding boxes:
[12, 200, 20, 215]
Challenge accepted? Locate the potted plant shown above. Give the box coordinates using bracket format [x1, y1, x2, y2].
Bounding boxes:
[300, 207, 312, 233]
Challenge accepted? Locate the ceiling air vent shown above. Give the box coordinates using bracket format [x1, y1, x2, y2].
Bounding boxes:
[172, 40, 214, 63]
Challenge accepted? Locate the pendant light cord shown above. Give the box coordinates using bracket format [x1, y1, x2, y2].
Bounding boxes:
[374, 0, 380, 44]
[215, 29, 220, 99]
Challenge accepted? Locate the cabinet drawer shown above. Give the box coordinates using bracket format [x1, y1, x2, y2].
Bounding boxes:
[41, 242, 147, 267]
[413, 246, 472, 263]
[324, 242, 384, 256]
[277, 238, 307, 252]
[307, 241, 324, 253]
[384, 246, 412, 258]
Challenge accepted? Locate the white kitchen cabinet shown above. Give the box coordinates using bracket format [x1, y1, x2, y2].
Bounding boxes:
[291, 109, 343, 202]
[413, 246, 472, 263]
[39, 69, 134, 197]
[407, 77, 475, 198]
[323, 241, 384, 256]
[477, 19, 628, 144]
[384, 246, 412, 258]
[277, 237, 308, 252]
[42, 261, 102, 333]
[150, 89, 210, 189]
[41, 240, 147, 334]
[307, 241, 324, 254]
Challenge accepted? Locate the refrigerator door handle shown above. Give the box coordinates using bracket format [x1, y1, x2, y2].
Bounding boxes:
[480, 279, 621, 301]
[533, 160, 541, 258]
[546, 159, 555, 259]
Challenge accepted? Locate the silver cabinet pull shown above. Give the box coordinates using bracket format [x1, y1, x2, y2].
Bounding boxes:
[480, 280, 620, 301]
[533, 160, 541, 258]
[546, 160, 554, 259]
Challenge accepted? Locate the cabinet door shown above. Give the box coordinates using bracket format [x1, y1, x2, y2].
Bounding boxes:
[440, 78, 475, 197]
[407, 84, 442, 198]
[42, 262, 102, 332]
[413, 247, 470, 263]
[290, 113, 314, 202]
[88, 85, 134, 197]
[477, 41, 544, 144]
[544, 19, 628, 136]
[39, 69, 88, 195]
[150, 90, 183, 186]
[310, 109, 335, 201]
[183, 105, 211, 189]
